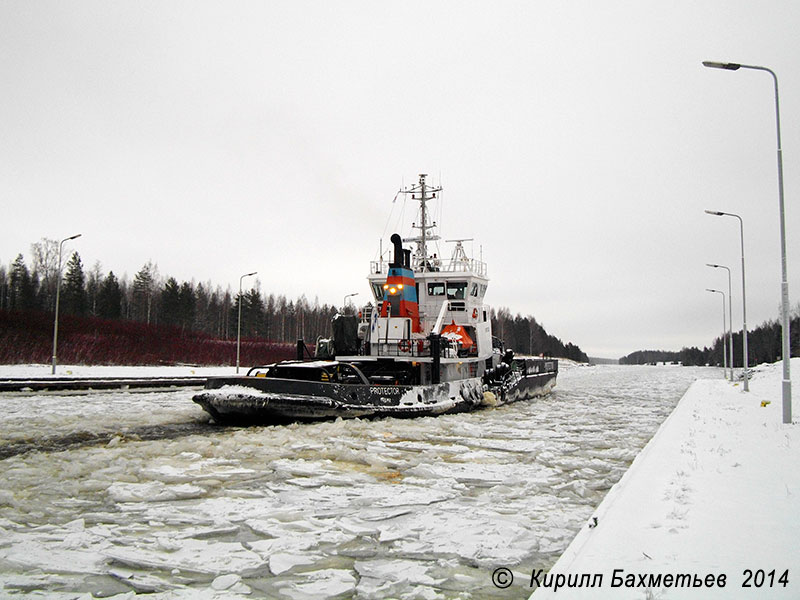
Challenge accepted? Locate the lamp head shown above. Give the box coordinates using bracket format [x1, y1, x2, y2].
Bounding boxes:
[704, 210, 724, 216]
[703, 61, 741, 71]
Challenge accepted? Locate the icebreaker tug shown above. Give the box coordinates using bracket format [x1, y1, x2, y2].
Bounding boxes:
[193, 174, 557, 423]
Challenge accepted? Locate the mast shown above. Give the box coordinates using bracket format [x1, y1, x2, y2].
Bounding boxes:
[401, 173, 441, 270]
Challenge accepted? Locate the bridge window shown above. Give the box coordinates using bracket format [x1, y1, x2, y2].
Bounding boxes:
[446, 281, 467, 300]
[427, 282, 445, 296]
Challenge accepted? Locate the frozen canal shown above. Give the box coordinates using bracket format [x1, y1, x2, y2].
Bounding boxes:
[0, 364, 718, 599]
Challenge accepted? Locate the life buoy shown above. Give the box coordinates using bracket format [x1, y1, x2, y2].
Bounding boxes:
[398, 339, 412, 352]
[472, 308, 478, 319]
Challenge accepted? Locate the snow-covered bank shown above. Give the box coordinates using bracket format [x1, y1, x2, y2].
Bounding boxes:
[533, 358, 800, 599]
[0, 358, 581, 380]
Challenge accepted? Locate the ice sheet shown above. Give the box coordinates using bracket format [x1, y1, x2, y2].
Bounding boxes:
[0, 363, 718, 598]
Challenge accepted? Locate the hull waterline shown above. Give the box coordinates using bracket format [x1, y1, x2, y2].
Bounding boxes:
[193, 366, 557, 424]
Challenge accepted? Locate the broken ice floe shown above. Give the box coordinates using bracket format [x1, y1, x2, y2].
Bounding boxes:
[0, 365, 715, 598]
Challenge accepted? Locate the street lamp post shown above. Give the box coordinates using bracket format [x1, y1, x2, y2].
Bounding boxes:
[705, 210, 750, 391]
[707, 263, 734, 382]
[342, 293, 359, 313]
[707, 288, 729, 377]
[51, 233, 82, 375]
[236, 271, 257, 374]
[703, 60, 790, 419]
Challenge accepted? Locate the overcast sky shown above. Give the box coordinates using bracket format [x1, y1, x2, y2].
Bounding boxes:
[2, 1, 799, 359]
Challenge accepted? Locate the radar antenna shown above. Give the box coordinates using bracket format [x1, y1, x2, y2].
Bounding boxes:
[398, 173, 441, 271]
[446, 238, 474, 269]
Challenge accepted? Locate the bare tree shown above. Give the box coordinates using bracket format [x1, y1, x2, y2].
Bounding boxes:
[86, 261, 103, 316]
[31, 238, 59, 310]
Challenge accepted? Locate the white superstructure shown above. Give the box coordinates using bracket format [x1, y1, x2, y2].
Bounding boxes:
[350, 174, 497, 385]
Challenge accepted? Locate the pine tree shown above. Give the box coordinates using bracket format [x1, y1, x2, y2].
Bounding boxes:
[246, 288, 265, 337]
[0, 266, 8, 310]
[97, 271, 122, 319]
[178, 281, 196, 331]
[194, 282, 211, 333]
[132, 262, 158, 324]
[9, 254, 35, 310]
[61, 252, 87, 315]
[160, 277, 181, 327]
[206, 288, 221, 337]
[231, 287, 264, 338]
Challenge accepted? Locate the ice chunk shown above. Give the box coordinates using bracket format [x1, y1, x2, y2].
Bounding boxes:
[211, 573, 241, 590]
[276, 569, 357, 600]
[1, 540, 109, 575]
[268, 552, 320, 575]
[104, 539, 267, 576]
[107, 482, 207, 503]
[355, 559, 439, 598]
[108, 567, 185, 593]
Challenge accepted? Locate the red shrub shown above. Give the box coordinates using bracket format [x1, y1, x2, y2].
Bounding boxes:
[0, 309, 296, 366]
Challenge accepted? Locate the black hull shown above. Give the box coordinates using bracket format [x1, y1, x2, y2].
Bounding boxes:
[193, 367, 557, 425]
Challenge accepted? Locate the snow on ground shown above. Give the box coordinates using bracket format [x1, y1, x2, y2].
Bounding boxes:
[0, 358, 584, 380]
[0, 364, 238, 379]
[532, 358, 800, 599]
[0, 363, 718, 599]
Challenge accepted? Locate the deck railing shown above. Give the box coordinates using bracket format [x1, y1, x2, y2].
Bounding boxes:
[362, 338, 479, 359]
[370, 257, 487, 277]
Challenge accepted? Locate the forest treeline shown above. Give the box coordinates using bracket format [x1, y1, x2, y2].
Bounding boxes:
[0, 240, 589, 364]
[1, 250, 337, 344]
[620, 310, 800, 367]
[492, 308, 589, 362]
